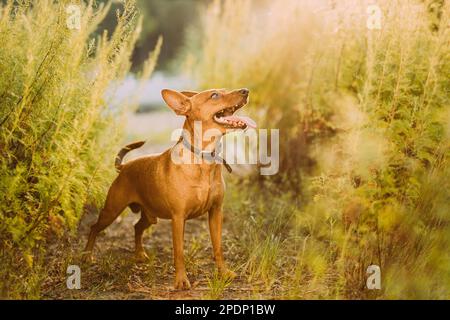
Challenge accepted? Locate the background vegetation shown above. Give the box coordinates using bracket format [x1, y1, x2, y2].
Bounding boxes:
[186, 0, 450, 298]
[0, 0, 160, 298]
[97, 0, 206, 72]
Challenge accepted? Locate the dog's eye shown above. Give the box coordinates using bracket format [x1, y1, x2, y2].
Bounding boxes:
[211, 92, 220, 99]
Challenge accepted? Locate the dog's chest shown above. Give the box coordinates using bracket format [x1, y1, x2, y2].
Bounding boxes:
[186, 168, 223, 219]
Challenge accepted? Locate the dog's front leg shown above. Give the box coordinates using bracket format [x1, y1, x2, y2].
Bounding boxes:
[208, 205, 236, 279]
[172, 216, 191, 290]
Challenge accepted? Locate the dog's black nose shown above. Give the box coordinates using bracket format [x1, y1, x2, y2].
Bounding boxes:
[239, 88, 249, 96]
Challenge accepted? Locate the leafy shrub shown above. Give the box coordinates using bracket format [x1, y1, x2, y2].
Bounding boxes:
[190, 0, 450, 298]
[0, 0, 160, 298]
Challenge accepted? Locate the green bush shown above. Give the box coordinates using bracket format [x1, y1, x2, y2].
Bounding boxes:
[0, 0, 160, 298]
[189, 0, 450, 298]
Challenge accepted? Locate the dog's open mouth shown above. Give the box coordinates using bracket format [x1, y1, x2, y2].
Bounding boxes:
[213, 103, 257, 129]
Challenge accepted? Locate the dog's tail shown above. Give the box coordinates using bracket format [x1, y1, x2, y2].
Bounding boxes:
[115, 141, 146, 172]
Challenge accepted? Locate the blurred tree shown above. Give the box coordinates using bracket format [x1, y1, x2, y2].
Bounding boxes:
[135, 0, 207, 72]
[96, 0, 205, 72]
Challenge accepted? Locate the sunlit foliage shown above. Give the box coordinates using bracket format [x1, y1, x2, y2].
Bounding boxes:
[0, 0, 160, 298]
[189, 0, 450, 299]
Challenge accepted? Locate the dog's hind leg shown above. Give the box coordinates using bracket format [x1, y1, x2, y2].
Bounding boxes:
[83, 180, 130, 261]
[134, 210, 157, 262]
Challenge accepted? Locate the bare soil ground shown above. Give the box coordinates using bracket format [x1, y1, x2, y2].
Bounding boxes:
[42, 207, 258, 299]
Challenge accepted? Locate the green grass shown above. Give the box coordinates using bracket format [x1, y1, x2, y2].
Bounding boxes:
[205, 271, 233, 299]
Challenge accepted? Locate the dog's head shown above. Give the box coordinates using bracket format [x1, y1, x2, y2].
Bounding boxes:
[161, 88, 256, 135]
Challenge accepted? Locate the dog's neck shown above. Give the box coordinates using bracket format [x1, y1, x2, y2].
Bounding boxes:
[182, 119, 222, 153]
[173, 119, 232, 173]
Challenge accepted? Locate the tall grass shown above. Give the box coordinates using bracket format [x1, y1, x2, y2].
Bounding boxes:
[0, 0, 160, 298]
[189, 0, 450, 298]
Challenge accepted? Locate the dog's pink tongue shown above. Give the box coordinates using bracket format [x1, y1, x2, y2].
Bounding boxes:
[222, 115, 257, 128]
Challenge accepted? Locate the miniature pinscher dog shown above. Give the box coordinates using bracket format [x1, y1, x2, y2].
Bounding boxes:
[83, 88, 256, 289]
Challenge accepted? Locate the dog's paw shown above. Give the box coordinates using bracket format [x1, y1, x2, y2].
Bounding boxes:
[174, 273, 191, 290]
[81, 252, 94, 264]
[135, 250, 149, 263]
[219, 268, 237, 280]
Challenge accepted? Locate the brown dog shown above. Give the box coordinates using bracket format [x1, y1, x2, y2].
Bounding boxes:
[83, 88, 256, 289]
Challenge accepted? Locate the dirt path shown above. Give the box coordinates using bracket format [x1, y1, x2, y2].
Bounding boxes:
[44, 209, 251, 299]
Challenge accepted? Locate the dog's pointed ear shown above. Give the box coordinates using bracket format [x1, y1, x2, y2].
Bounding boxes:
[180, 90, 198, 98]
[161, 89, 191, 115]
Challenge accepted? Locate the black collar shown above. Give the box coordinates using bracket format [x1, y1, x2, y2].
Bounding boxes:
[178, 134, 232, 173]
